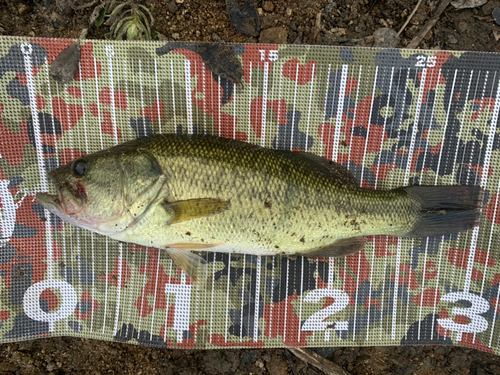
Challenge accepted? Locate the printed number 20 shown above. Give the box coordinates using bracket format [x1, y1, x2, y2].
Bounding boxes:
[259, 50, 278, 62]
[302, 289, 349, 332]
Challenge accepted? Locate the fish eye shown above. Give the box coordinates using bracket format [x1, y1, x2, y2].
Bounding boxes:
[73, 160, 87, 176]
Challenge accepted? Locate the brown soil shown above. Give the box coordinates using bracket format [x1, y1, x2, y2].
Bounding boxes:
[2, 0, 500, 374]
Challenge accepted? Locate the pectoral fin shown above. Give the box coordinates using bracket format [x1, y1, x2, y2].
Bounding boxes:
[162, 198, 230, 225]
[165, 248, 208, 282]
[304, 236, 367, 258]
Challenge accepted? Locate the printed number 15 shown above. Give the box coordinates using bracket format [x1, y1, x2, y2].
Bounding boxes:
[259, 50, 279, 62]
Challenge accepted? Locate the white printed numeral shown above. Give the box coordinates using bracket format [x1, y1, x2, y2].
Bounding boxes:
[23, 280, 77, 331]
[105, 45, 115, 57]
[302, 289, 349, 333]
[415, 55, 437, 68]
[259, 50, 279, 62]
[165, 274, 192, 343]
[437, 292, 490, 341]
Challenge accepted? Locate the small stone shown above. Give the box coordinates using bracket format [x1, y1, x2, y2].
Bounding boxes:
[446, 33, 459, 44]
[494, 29, 500, 41]
[262, 1, 275, 12]
[257, 7, 264, 16]
[167, 1, 178, 14]
[261, 15, 274, 29]
[372, 27, 399, 48]
[18, 3, 29, 15]
[493, 8, 500, 26]
[286, 8, 292, 16]
[259, 27, 288, 44]
[293, 35, 302, 44]
[175, 0, 184, 3]
[46, 362, 57, 372]
[324, 2, 337, 13]
[171, 32, 180, 39]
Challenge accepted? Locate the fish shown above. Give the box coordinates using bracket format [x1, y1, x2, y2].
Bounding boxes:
[36, 134, 484, 279]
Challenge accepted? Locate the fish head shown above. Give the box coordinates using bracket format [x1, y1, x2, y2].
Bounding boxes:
[36, 151, 131, 235]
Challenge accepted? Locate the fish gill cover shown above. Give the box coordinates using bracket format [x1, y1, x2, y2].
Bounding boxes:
[0, 36, 500, 353]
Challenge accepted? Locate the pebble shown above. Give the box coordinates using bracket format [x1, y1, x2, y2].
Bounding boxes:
[324, 2, 337, 14]
[262, 1, 275, 12]
[372, 27, 399, 47]
[493, 8, 500, 26]
[18, 3, 29, 15]
[167, 1, 178, 14]
[446, 33, 459, 44]
[259, 27, 288, 44]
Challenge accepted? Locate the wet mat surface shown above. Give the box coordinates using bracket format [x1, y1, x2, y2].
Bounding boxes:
[1, 36, 500, 353]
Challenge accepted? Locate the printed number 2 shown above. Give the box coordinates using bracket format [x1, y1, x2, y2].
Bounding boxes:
[302, 289, 349, 332]
[415, 55, 436, 67]
[259, 50, 278, 62]
[437, 292, 490, 341]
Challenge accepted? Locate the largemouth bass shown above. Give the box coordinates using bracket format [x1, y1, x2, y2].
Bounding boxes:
[37, 134, 483, 278]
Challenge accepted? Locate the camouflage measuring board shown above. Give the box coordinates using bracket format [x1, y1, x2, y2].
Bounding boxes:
[1, 36, 500, 353]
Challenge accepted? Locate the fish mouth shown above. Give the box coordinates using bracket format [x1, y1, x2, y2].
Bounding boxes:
[36, 192, 62, 214]
[36, 171, 85, 216]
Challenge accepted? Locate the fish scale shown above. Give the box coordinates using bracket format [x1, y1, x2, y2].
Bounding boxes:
[37, 134, 484, 277]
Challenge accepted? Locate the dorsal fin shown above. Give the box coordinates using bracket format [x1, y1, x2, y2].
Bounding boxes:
[278, 151, 358, 187]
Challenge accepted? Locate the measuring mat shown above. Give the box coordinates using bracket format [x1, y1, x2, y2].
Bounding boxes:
[1, 36, 500, 353]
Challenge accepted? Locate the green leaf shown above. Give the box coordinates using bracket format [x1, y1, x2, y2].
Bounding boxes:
[95, 8, 105, 27]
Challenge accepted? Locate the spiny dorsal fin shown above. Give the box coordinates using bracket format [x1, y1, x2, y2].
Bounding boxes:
[162, 198, 230, 225]
[279, 151, 358, 187]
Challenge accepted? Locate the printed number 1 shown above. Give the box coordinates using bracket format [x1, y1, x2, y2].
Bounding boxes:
[259, 50, 278, 62]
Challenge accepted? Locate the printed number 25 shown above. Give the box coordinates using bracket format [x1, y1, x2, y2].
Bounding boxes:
[415, 55, 436, 67]
[259, 50, 278, 62]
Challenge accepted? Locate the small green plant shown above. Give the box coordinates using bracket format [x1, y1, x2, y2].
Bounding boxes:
[95, 1, 154, 41]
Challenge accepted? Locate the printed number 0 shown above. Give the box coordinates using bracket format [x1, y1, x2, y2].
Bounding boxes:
[302, 289, 349, 331]
[23, 280, 77, 331]
[437, 292, 489, 339]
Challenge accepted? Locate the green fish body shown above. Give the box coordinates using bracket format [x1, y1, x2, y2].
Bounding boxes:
[37, 134, 483, 277]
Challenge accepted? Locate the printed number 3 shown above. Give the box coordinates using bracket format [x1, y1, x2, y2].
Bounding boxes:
[437, 292, 489, 340]
[302, 289, 349, 332]
[259, 50, 278, 62]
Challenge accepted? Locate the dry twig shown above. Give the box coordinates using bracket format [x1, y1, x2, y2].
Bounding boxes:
[288, 347, 351, 375]
[406, 0, 453, 49]
[398, 0, 424, 35]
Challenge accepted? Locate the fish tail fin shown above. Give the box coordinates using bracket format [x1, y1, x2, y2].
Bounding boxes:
[402, 185, 484, 237]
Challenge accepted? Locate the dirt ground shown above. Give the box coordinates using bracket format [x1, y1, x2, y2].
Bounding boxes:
[2, 0, 500, 374]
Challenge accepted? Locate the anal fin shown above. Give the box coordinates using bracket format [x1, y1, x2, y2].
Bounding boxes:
[165, 248, 208, 283]
[304, 236, 367, 258]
